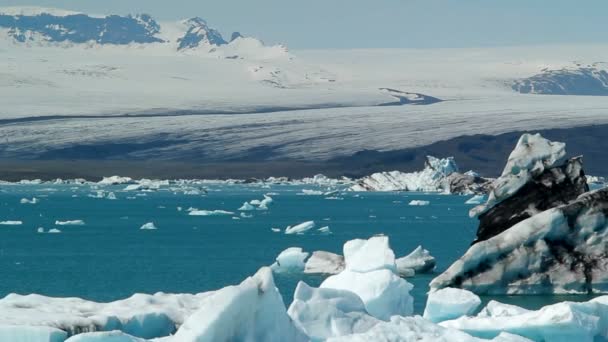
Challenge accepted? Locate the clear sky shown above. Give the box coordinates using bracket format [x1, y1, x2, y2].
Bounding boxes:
[0, 0, 606, 49]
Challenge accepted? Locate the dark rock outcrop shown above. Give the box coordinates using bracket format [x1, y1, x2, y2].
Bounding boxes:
[474, 157, 589, 243]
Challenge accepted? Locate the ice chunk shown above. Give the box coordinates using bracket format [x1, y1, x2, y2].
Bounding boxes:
[304, 251, 345, 275]
[300, 189, 324, 195]
[440, 298, 608, 341]
[65, 331, 145, 341]
[173, 267, 307, 342]
[477, 301, 532, 318]
[48, 228, 62, 234]
[20, 197, 39, 204]
[287, 281, 379, 339]
[471, 133, 566, 217]
[140, 222, 157, 230]
[240, 213, 253, 219]
[0, 220, 23, 225]
[107, 192, 117, 200]
[396, 246, 436, 275]
[188, 210, 234, 216]
[409, 200, 430, 206]
[37, 227, 45, 233]
[98, 176, 133, 185]
[424, 288, 482, 323]
[285, 221, 315, 234]
[238, 202, 255, 211]
[270, 247, 310, 273]
[271, 228, 281, 233]
[0, 325, 67, 342]
[321, 269, 413, 320]
[466, 195, 486, 205]
[317, 226, 332, 234]
[55, 220, 85, 226]
[343, 236, 396, 273]
[257, 195, 273, 210]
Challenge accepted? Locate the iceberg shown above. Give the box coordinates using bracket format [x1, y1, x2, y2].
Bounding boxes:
[0, 325, 67, 342]
[48, 228, 62, 234]
[465, 195, 485, 205]
[20, 197, 39, 204]
[285, 221, 315, 235]
[270, 247, 309, 273]
[37, 227, 45, 233]
[440, 296, 608, 341]
[408, 200, 430, 206]
[188, 210, 234, 216]
[65, 331, 145, 341]
[343, 236, 396, 273]
[98, 176, 133, 185]
[238, 202, 255, 211]
[431, 188, 608, 294]
[317, 226, 332, 234]
[396, 245, 436, 275]
[139, 222, 157, 230]
[423, 288, 482, 323]
[172, 267, 307, 342]
[55, 220, 85, 226]
[470, 133, 566, 218]
[0, 220, 23, 225]
[107, 192, 117, 200]
[287, 281, 380, 340]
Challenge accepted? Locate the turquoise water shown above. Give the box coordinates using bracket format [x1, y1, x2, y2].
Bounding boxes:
[0, 183, 594, 313]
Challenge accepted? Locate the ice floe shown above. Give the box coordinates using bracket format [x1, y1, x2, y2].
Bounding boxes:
[270, 247, 309, 273]
[408, 200, 430, 206]
[48, 228, 62, 234]
[304, 251, 345, 275]
[139, 222, 157, 230]
[98, 176, 133, 185]
[423, 288, 482, 323]
[284, 221, 316, 235]
[0, 220, 23, 225]
[20, 197, 38, 204]
[55, 220, 85, 226]
[466, 194, 486, 205]
[188, 210, 234, 216]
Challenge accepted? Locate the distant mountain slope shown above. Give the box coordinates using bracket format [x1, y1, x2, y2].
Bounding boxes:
[0, 7, 273, 53]
[512, 66, 608, 95]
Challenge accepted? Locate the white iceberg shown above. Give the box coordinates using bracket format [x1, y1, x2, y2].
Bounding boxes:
[139, 222, 157, 230]
[350, 156, 458, 192]
[285, 221, 316, 235]
[440, 296, 608, 341]
[48, 228, 62, 234]
[304, 251, 345, 275]
[107, 192, 117, 200]
[321, 268, 414, 321]
[300, 189, 324, 195]
[0, 325, 67, 342]
[188, 210, 234, 216]
[343, 236, 396, 273]
[287, 281, 380, 340]
[423, 288, 482, 323]
[37, 227, 45, 233]
[173, 267, 307, 342]
[55, 220, 85, 226]
[409, 200, 430, 206]
[317, 226, 332, 234]
[0, 220, 23, 225]
[65, 331, 145, 341]
[238, 202, 255, 211]
[270, 247, 309, 273]
[20, 197, 38, 204]
[98, 176, 133, 185]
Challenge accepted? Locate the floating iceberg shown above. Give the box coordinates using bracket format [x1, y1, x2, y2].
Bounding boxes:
[65, 331, 145, 341]
[396, 246, 436, 276]
[48, 228, 62, 234]
[285, 221, 315, 235]
[300, 189, 324, 195]
[440, 296, 608, 341]
[423, 288, 481, 323]
[321, 236, 413, 320]
[317, 226, 332, 234]
[0, 325, 67, 342]
[238, 202, 255, 211]
[139, 222, 157, 230]
[408, 200, 430, 206]
[173, 267, 307, 342]
[98, 176, 133, 185]
[470, 133, 566, 218]
[20, 197, 39, 204]
[188, 210, 234, 216]
[107, 192, 117, 200]
[270, 247, 309, 273]
[37, 227, 45, 233]
[55, 220, 85, 226]
[0, 220, 23, 225]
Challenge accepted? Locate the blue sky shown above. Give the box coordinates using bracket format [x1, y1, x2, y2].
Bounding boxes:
[0, 0, 605, 49]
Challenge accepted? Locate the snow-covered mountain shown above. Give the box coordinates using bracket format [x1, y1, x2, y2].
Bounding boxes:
[512, 65, 608, 95]
[0, 6, 282, 55]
